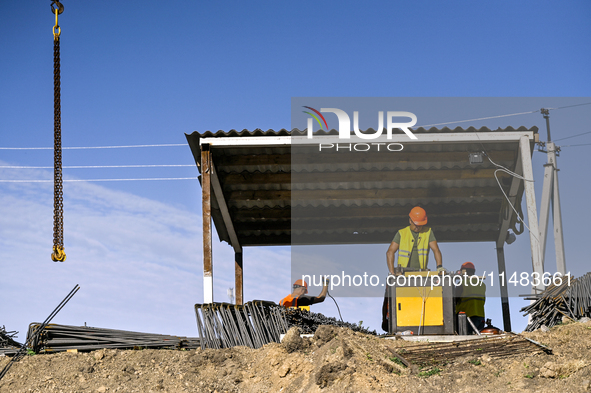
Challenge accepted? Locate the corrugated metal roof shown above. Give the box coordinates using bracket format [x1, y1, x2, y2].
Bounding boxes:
[186, 126, 537, 247]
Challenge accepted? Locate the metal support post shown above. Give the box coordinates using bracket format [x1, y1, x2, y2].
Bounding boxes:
[496, 246, 512, 332]
[201, 144, 213, 303]
[539, 109, 567, 274]
[235, 252, 243, 305]
[519, 135, 544, 293]
[538, 158, 554, 267]
[552, 165, 566, 273]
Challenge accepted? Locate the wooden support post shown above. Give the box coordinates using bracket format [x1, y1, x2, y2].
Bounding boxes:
[496, 246, 512, 332]
[235, 252, 243, 305]
[201, 144, 213, 303]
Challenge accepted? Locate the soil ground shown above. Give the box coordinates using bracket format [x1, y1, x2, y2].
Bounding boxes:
[1, 319, 591, 393]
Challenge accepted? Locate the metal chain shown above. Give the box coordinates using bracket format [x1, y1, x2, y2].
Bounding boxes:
[51, 2, 66, 262]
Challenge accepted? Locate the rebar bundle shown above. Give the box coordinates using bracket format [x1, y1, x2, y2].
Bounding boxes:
[26, 323, 200, 353]
[194, 301, 289, 350]
[0, 285, 79, 381]
[521, 272, 591, 332]
[194, 301, 377, 350]
[395, 333, 551, 367]
[0, 326, 22, 356]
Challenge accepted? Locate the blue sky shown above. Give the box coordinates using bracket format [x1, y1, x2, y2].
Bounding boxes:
[1, 2, 590, 339]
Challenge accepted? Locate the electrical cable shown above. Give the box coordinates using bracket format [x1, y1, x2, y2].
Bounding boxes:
[417, 109, 540, 128]
[1, 101, 589, 152]
[561, 143, 591, 148]
[545, 102, 591, 111]
[473, 132, 538, 242]
[483, 151, 539, 243]
[0, 177, 199, 183]
[324, 277, 343, 322]
[554, 130, 591, 142]
[0, 164, 193, 169]
[0, 143, 186, 150]
[327, 291, 343, 322]
[416, 101, 591, 129]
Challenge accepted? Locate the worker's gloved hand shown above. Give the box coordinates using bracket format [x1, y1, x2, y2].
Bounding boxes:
[437, 266, 446, 274]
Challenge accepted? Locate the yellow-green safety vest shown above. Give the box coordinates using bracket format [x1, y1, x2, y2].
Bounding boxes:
[397, 226, 432, 269]
[456, 280, 486, 318]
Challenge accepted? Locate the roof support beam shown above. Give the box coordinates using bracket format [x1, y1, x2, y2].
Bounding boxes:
[235, 252, 243, 305]
[201, 144, 213, 303]
[496, 245, 512, 332]
[519, 135, 544, 293]
[210, 161, 242, 253]
[199, 131, 536, 147]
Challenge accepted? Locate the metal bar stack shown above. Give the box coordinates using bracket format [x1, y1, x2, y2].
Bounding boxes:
[195, 300, 377, 349]
[0, 326, 22, 356]
[195, 301, 288, 350]
[26, 323, 200, 353]
[397, 334, 551, 367]
[521, 272, 591, 332]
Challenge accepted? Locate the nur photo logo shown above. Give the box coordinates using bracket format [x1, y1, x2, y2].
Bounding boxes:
[302, 106, 418, 151]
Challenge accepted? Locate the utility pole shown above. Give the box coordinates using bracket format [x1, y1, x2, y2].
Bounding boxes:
[538, 109, 566, 274]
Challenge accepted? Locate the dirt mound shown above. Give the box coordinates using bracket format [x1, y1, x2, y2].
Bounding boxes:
[2, 320, 591, 392]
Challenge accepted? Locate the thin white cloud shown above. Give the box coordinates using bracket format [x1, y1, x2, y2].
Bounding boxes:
[0, 163, 291, 338]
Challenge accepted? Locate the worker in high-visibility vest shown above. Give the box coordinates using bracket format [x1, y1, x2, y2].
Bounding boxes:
[280, 278, 329, 311]
[386, 206, 444, 274]
[455, 262, 486, 334]
[382, 207, 444, 332]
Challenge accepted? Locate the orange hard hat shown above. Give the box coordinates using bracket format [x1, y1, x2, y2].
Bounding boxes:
[293, 279, 308, 290]
[409, 206, 428, 226]
[461, 262, 475, 270]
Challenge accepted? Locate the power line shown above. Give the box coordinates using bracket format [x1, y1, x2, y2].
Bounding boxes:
[547, 102, 591, 111]
[417, 109, 540, 128]
[0, 143, 186, 150]
[554, 130, 591, 142]
[0, 164, 194, 169]
[416, 101, 591, 129]
[0, 177, 199, 183]
[0, 102, 588, 150]
[561, 143, 591, 148]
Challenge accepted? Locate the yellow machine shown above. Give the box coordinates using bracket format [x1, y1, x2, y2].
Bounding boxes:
[387, 271, 455, 335]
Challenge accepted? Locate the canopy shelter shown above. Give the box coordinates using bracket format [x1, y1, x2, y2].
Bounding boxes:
[186, 126, 541, 331]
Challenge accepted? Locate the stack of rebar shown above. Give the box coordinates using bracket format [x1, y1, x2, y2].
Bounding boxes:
[0, 326, 22, 356]
[26, 323, 200, 353]
[194, 301, 288, 349]
[395, 333, 551, 367]
[521, 272, 591, 332]
[194, 300, 378, 349]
